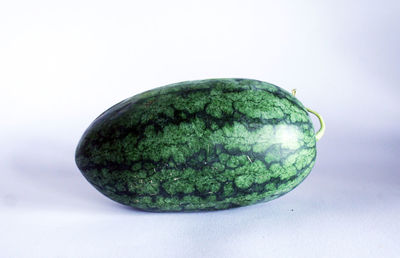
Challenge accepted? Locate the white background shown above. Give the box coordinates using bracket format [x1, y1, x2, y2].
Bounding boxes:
[1, 1, 399, 257]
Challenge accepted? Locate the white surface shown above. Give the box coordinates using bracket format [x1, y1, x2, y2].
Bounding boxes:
[1, 1, 399, 257]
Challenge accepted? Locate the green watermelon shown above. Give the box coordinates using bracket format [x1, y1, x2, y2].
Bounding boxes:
[75, 78, 321, 212]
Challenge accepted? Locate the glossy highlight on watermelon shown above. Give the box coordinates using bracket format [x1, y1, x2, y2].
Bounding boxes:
[75, 78, 320, 212]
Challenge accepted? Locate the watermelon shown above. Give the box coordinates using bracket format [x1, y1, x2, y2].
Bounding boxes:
[75, 78, 321, 212]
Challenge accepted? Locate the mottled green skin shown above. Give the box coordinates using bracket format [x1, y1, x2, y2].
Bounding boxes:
[75, 78, 316, 212]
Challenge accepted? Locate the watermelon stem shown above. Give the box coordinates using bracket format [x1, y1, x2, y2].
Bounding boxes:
[291, 88, 325, 141]
[306, 108, 325, 141]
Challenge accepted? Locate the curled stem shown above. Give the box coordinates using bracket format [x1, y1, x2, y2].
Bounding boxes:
[291, 88, 325, 141]
[306, 108, 325, 141]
